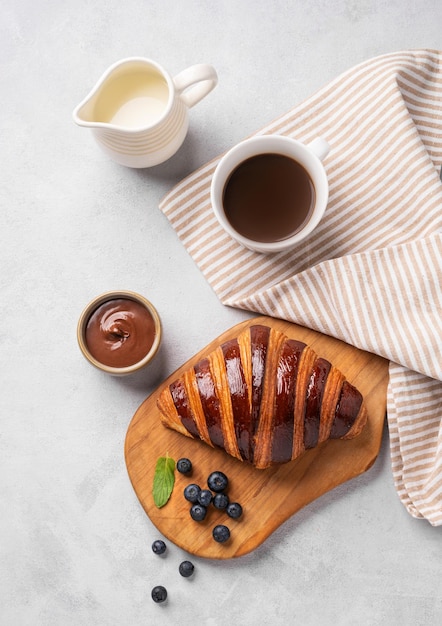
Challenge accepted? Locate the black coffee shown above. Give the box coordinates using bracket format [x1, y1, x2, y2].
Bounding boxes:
[223, 153, 315, 243]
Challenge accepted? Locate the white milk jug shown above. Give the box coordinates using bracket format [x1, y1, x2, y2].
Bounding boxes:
[73, 57, 218, 168]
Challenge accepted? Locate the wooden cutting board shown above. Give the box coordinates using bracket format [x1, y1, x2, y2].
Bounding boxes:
[124, 317, 389, 559]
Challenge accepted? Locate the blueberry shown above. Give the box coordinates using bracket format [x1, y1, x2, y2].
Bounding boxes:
[179, 560, 195, 578]
[226, 502, 243, 519]
[151, 539, 167, 555]
[190, 503, 207, 521]
[197, 489, 213, 507]
[213, 493, 229, 510]
[212, 524, 230, 543]
[184, 483, 201, 503]
[207, 471, 228, 493]
[177, 458, 192, 474]
[151, 585, 167, 603]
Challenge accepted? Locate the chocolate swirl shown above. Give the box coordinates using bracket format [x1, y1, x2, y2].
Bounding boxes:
[85, 298, 156, 368]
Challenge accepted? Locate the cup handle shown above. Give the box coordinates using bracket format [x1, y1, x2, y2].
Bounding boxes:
[307, 137, 330, 161]
[173, 64, 218, 108]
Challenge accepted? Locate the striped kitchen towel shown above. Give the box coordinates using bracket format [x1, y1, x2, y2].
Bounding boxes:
[159, 50, 442, 526]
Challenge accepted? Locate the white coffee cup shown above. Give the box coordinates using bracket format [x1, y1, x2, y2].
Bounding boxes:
[210, 135, 330, 253]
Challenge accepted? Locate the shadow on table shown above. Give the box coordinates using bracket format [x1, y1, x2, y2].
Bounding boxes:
[111, 341, 168, 395]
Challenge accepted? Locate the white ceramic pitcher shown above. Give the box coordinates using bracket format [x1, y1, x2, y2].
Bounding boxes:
[72, 57, 218, 168]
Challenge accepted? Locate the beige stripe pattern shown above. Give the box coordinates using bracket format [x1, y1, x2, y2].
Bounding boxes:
[159, 50, 442, 525]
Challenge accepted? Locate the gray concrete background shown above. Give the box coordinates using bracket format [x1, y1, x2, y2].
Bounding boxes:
[1, 1, 441, 624]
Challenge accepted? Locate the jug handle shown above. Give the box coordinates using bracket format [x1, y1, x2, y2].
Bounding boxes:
[173, 64, 218, 108]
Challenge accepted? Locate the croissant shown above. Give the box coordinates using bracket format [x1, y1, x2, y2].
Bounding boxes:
[157, 324, 368, 469]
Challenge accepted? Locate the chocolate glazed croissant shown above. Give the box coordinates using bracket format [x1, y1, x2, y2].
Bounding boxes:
[157, 324, 368, 469]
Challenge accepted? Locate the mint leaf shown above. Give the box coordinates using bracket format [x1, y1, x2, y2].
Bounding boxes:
[153, 455, 175, 508]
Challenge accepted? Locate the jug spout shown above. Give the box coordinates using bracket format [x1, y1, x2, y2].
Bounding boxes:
[73, 94, 99, 128]
[72, 62, 131, 129]
[73, 66, 114, 128]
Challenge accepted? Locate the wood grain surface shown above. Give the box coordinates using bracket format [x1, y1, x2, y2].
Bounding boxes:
[124, 317, 389, 559]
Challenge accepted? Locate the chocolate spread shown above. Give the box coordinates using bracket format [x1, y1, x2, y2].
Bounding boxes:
[85, 298, 156, 368]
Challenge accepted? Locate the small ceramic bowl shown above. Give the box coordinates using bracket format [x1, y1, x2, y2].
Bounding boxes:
[77, 290, 162, 376]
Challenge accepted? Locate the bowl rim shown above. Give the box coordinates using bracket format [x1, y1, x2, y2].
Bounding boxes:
[77, 290, 162, 375]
